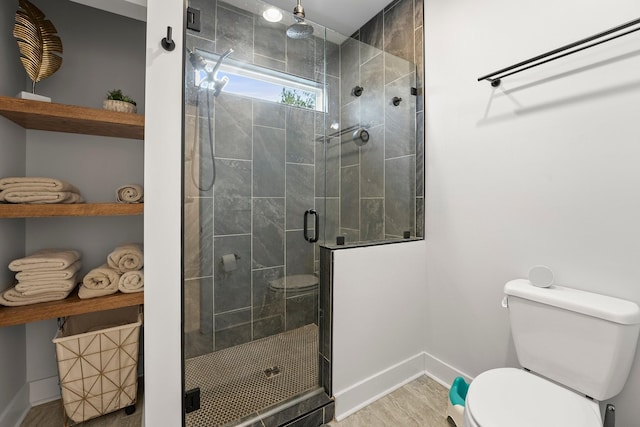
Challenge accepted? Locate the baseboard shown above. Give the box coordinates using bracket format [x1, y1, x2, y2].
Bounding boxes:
[334, 353, 425, 421]
[29, 376, 60, 406]
[333, 352, 474, 421]
[422, 351, 473, 388]
[0, 383, 30, 427]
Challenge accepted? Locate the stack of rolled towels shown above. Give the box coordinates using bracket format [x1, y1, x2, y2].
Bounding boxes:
[0, 250, 81, 306]
[116, 184, 143, 203]
[78, 243, 144, 299]
[0, 177, 84, 204]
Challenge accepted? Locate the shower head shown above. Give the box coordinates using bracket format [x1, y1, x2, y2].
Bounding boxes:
[287, 0, 314, 39]
[287, 20, 314, 39]
[188, 48, 234, 81]
[188, 48, 209, 73]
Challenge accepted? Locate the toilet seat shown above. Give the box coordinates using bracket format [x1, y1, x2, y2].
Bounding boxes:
[465, 368, 602, 427]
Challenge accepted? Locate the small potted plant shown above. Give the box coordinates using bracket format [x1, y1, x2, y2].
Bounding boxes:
[103, 89, 137, 114]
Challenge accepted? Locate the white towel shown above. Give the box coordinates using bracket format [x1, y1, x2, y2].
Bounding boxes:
[78, 264, 120, 299]
[107, 243, 143, 274]
[118, 269, 144, 293]
[116, 184, 144, 203]
[81, 264, 121, 290]
[0, 285, 75, 306]
[0, 177, 79, 192]
[0, 190, 84, 204]
[15, 260, 82, 281]
[9, 249, 81, 272]
[15, 274, 79, 295]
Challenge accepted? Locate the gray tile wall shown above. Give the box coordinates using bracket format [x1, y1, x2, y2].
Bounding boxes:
[184, 0, 339, 356]
[334, 0, 425, 244]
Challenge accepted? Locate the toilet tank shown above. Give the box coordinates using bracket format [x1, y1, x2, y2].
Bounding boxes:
[504, 279, 640, 401]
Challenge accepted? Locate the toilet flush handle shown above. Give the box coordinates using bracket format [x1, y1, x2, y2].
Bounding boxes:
[501, 296, 509, 308]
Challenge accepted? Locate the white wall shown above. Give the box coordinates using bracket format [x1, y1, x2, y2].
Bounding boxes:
[424, 0, 640, 425]
[0, 0, 28, 425]
[332, 241, 428, 419]
[143, 0, 183, 425]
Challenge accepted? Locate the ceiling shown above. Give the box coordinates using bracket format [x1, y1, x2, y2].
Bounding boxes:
[262, 0, 392, 35]
[70, 0, 392, 36]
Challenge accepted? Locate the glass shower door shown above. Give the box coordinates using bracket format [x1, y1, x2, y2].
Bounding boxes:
[182, 0, 332, 425]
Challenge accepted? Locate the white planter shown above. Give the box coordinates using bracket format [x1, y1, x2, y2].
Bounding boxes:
[103, 99, 137, 113]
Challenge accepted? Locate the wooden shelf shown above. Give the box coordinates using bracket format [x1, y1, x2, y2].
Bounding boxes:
[0, 96, 144, 140]
[0, 289, 143, 327]
[0, 203, 143, 218]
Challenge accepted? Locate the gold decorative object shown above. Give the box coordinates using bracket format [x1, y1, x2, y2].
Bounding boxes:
[13, 0, 63, 94]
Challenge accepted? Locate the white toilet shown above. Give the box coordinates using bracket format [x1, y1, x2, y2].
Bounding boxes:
[464, 279, 640, 427]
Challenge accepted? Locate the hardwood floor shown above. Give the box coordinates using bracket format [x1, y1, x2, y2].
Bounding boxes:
[328, 376, 453, 427]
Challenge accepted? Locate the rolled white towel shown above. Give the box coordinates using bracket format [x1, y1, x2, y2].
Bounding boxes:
[0, 190, 84, 204]
[0, 176, 80, 192]
[81, 264, 121, 290]
[15, 260, 82, 281]
[78, 264, 120, 299]
[107, 243, 143, 274]
[116, 184, 144, 203]
[118, 269, 144, 293]
[0, 285, 75, 306]
[9, 249, 81, 272]
[15, 273, 79, 295]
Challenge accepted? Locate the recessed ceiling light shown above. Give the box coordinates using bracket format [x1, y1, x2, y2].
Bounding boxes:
[263, 7, 283, 23]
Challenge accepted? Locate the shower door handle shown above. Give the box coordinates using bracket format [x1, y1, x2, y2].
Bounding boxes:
[303, 209, 319, 243]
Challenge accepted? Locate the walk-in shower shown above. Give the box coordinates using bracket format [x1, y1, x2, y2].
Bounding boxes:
[182, 0, 424, 425]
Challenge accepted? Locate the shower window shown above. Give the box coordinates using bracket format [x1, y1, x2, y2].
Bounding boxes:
[194, 50, 325, 111]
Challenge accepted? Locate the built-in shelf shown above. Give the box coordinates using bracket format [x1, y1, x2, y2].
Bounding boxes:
[0, 290, 143, 327]
[0, 203, 144, 218]
[0, 96, 144, 140]
[0, 98, 145, 325]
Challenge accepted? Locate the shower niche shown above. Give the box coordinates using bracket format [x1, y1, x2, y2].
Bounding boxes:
[182, 0, 424, 425]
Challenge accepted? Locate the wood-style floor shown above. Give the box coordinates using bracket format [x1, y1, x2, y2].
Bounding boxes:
[20, 386, 143, 427]
[329, 375, 453, 427]
[21, 375, 452, 427]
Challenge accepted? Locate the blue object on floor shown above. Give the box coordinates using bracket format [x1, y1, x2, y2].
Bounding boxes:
[446, 376, 470, 426]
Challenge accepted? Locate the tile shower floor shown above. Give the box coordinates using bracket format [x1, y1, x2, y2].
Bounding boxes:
[185, 323, 320, 426]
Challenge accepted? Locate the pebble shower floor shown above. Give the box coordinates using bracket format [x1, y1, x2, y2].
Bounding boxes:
[185, 324, 320, 426]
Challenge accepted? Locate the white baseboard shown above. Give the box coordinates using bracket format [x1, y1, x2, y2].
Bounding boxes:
[423, 351, 473, 388]
[334, 352, 474, 422]
[334, 353, 425, 421]
[29, 376, 60, 406]
[0, 383, 29, 427]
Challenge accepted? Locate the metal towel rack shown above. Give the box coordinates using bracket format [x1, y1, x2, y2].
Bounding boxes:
[478, 17, 640, 87]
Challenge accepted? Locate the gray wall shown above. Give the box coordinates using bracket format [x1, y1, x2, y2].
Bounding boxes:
[0, 0, 28, 422]
[184, 0, 337, 357]
[14, 0, 146, 404]
[336, 0, 424, 243]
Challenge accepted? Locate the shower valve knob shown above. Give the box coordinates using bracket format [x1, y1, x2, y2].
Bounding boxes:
[352, 86, 364, 97]
[392, 96, 402, 106]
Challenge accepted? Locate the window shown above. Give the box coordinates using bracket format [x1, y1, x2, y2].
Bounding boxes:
[194, 50, 324, 112]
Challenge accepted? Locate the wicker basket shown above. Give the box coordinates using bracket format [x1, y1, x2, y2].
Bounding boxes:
[53, 306, 142, 424]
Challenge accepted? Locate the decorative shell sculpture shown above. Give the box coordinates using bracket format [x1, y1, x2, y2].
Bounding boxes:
[13, 0, 63, 93]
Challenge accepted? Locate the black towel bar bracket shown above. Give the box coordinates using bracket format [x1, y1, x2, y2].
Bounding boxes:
[478, 17, 640, 87]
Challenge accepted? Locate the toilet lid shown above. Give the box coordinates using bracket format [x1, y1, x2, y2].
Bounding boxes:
[466, 368, 602, 427]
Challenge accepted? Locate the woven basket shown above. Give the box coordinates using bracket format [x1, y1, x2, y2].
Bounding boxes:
[103, 99, 137, 114]
[53, 307, 142, 423]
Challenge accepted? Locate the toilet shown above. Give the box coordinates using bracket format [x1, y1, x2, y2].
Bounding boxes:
[464, 279, 640, 427]
[268, 274, 319, 296]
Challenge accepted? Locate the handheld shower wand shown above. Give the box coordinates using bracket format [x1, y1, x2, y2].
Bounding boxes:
[187, 47, 234, 190]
